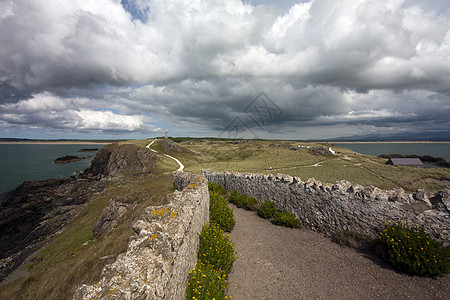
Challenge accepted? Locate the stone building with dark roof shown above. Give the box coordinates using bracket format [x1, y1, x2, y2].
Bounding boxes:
[386, 158, 423, 166]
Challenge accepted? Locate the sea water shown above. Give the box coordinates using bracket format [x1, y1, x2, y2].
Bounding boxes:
[333, 142, 450, 161]
[0, 144, 105, 194]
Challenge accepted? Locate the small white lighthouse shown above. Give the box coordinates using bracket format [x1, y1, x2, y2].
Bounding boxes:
[164, 129, 168, 139]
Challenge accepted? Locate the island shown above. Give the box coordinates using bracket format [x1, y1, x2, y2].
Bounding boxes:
[53, 155, 91, 164]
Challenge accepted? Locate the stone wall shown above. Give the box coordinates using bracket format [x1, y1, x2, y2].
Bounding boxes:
[74, 172, 209, 300]
[202, 170, 450, 242]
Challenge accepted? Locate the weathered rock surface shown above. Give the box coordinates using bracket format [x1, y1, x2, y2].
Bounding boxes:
[93, 199, 130, 239]
[74, 172, 209, 300]
[0, 178, 108, 281]
[83, 143, 157, 178]
[54, 155, 90, 164]
[78, 148, 99, 152]
[203, 170, 450, 243]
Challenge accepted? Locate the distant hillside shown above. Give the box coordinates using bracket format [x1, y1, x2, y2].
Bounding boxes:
[330, 131, 450, 142]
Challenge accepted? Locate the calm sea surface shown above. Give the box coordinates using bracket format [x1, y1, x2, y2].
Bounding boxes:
[333, 143, 450, 162]
[0, 144, 105, 194]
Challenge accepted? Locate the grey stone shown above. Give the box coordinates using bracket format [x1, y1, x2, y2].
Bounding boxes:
[202, 170, 449, 243]
[93, 199, 129, 239]
[74, 172, 209, 300]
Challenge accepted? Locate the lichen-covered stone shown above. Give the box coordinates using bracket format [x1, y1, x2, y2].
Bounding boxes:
[74, 172, 209, 300]
[202, 170, 449, 243]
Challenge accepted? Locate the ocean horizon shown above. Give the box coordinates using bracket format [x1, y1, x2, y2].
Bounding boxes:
[0, 144, 105, 194]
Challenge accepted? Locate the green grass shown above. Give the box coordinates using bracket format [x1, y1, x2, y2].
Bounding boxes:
[177, 140, 449, 192]
[0, 173, 173, 300]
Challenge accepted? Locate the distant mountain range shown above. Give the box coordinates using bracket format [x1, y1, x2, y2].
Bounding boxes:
[330, 131, 450, 142]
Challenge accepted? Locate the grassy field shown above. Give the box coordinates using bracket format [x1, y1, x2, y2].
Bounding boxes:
[160, 139, 449, 192]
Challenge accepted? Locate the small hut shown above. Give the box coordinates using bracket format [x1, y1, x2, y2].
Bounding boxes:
[386, 158, 423, 166]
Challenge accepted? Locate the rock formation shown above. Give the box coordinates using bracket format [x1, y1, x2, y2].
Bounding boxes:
[54, 155, 90, 164]
[0, 178, 107, 281]
[83, 143, 157, 178]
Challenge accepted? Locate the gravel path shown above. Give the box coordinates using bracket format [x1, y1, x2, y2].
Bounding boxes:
[146, 140, 184, 171]
[227, 204, 450, 300]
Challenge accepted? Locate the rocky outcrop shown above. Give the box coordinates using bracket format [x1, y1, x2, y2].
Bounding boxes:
[0, 178, 108, 281]
[203, 170, 450, 242]
[83, 143, 157, 178]
[78, 148, 99, 152]
[93, 199, 130, 239]
[74, 172, 209, 300]
[156, 139, 191, 154]
[54, 155, 91, 164]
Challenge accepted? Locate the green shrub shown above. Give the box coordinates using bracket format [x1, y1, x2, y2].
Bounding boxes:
[231, 193, 257, 210]
[258, 200, 277, 219]
[273, 211, 301, 228]
[377, 221, 450, 277]
[210, 192, 235, 232]
[208, 182, 227, 196]
[243, 196, 257, 210]
[229, 190, 239, 204]
[234, 194, 245, 208]
[198, 223, 236, 276]
[186, 262, 230, 300]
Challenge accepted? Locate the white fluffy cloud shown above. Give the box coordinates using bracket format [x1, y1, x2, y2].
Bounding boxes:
[0, 0, 449, 138]
[0, 92, 158, 134]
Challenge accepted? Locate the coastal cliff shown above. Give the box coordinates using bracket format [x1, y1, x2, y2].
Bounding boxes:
[0, 143, 158, 282]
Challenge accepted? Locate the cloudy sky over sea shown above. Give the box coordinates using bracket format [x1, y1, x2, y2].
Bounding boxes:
[1, 0, 449, 139]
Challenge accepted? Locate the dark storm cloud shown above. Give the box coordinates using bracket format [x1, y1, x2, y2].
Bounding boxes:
[0, 0, 449, 138]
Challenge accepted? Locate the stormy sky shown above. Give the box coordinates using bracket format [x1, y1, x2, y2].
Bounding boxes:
[0, 0, 449, 140]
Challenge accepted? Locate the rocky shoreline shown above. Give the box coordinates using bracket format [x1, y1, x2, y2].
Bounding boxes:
[0, 143, 157, 282]
[53, 155, 92, 164]
[0, 178, 108, 282]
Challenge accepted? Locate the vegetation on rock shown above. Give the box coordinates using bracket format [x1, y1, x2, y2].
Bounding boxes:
[186, 262, 230, 300]
[208, 182, 226, 196]
[258, 200, 277, 219]
[229, 190, 257, 210]
[273, 211, 301, 228]
[197, 223, 236, 276]
[209, 192, 235, 232]
[377, 221, 450, 277]
[187, 183, 236, 300]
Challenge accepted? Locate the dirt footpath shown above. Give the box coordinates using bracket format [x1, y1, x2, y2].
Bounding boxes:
[227, 204, 450, 300]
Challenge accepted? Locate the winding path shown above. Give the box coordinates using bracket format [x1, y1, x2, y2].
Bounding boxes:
[146, 140, 184, 172]
[227, 204, 450, 299]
